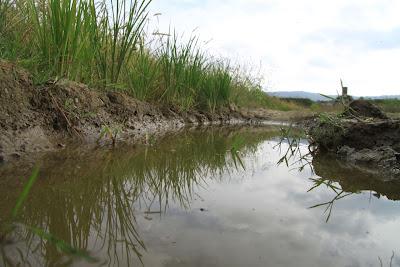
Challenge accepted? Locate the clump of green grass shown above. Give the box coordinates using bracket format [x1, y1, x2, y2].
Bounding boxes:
[0, 0, 298, 112]
[231, 85, 303, 111]
[27, 0, 151, 84]
[0, 0, 9, 32]
[1, 0, 151, 84]
[309, 102, 343, 113]
[156, 33, 205, 110]
[125, 33, 235, 111]
[281, 97, 313, 107]
[125, 45, 159, 100]
[308, 113, 345, 151]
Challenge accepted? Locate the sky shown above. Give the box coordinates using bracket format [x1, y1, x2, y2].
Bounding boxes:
[148, 0, 400, 96]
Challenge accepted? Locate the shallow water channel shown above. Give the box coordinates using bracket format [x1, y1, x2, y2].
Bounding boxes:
[0, 126, 399, 266]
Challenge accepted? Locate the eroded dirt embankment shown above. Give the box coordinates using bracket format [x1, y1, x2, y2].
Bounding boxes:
[308, 100, 400, 178]
[0, 61, 305, 163]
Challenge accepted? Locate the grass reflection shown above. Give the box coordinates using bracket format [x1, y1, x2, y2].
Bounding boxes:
[307, 177, 353, 222]
[275, 128, 400, 222]
[0, 126, 278, 266]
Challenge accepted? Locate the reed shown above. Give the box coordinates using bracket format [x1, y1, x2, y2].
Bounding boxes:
[0, 0, 10, 33]
[0, 0, 297, 111]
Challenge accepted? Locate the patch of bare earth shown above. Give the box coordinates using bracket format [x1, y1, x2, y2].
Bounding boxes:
[0, 61, 302, 164]
[309, 100, 400, 178]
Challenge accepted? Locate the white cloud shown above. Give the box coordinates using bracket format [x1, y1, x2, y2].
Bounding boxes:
[148, 0, 400, 96]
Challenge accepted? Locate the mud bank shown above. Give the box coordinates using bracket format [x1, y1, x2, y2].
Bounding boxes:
[0, 61, 302, 163]
[308, 100, 400, 178]
[313, 155, 400, 200]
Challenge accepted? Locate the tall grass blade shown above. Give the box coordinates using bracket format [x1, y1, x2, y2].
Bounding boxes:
[12, 166, 40, 219]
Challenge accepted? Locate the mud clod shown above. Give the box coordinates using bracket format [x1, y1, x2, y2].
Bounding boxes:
[10, 153, 21, 159]
[107, 91, 126, 104]
[346, 99, 388, 119]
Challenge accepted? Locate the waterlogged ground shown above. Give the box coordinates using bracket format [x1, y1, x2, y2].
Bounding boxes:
[0, 126, 399, 267]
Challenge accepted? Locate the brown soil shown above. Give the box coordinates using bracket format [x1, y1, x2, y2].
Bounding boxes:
[345, 99, 388, 119]
[0, 60, 306, 163]
[307, 101, 400, 177]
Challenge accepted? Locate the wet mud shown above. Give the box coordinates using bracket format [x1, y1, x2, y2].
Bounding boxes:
[0, 61, 303, 163]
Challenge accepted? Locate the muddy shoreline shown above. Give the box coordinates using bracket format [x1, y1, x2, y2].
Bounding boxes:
[307, 100, 400, 179]
[0, 61, 309, 164]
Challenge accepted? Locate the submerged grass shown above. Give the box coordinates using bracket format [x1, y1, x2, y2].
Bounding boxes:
[0, 0, 297, 111]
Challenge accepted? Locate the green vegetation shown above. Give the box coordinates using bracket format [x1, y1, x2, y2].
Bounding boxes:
[309, 97, 400, 115]
[370, 99, 400, 114]
[232, 87, 302, 111]
[281, 97, 314, 108]
[0, 0, 295, 111]
[309, 102, 343, 113]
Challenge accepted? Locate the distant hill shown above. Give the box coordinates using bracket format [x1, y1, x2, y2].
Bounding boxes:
[268, 91, 400, 101]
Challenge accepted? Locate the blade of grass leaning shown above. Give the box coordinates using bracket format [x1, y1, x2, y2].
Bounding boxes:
[12, 166, 40, 219]
[319, 93, 336, 101]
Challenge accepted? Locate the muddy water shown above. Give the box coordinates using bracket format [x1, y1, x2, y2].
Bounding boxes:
[0, 126, 399, 267]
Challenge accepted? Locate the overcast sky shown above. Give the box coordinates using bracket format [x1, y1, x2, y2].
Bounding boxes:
[149, 0, 400, 96]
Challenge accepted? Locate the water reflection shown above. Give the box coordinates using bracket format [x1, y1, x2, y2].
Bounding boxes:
[313, 155, 400, 201]
[0, 127, 278, 266]
[0, 126, 399, 266]
[306, 154, 400, 225]
[276, 129, 400, 222]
